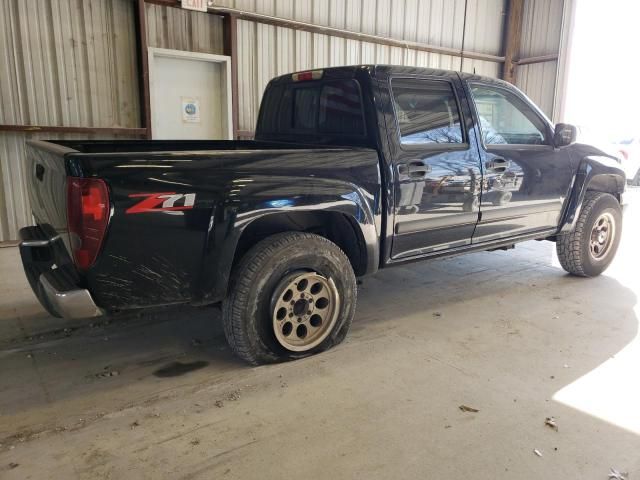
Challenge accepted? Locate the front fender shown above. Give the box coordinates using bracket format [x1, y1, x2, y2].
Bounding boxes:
[559, 155, 625, 233]
[196, 177, 380, 304]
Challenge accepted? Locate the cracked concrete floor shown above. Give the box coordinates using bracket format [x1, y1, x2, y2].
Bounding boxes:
[1, 189, 639, 479]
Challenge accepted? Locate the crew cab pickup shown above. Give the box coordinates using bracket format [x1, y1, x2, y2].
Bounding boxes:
[20, 65, 625, 364]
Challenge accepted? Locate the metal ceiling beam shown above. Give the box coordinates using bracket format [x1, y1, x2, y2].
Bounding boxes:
[146, 0, 506, 63]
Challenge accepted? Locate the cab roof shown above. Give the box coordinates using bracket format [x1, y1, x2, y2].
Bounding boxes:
[268, 64, 511, 89]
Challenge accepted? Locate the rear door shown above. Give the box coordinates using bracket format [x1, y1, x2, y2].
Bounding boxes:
[385, 75, 483, 259]
[466, 81, 574, 243]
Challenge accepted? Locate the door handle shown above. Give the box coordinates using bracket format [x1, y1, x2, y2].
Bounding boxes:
[398, 160, 431, 180]
[485, 158, 509, 173]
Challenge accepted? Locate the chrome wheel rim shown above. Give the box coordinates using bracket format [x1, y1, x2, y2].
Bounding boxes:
[589, 212, 615, 260]
[271, 271, 340, 352]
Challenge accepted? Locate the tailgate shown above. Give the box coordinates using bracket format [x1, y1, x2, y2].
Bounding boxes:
[25, 140, 77, 255]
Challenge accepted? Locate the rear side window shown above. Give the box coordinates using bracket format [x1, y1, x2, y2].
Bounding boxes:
[258, 79, 365, 137]
[391, 78, 464, 145]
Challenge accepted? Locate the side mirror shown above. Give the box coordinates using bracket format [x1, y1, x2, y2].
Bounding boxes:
[553, 123, 577, 147]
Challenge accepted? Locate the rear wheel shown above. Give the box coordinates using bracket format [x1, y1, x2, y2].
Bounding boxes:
[556, 192, 622, 277]
[222, 232, 356, 365]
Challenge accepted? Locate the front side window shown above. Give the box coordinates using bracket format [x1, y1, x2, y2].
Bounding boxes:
[391, 78, 464, 145]
[470, 85, 548, 145]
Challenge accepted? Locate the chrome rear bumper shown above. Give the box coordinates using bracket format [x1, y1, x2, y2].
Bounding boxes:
[19, 226, 104, 319]
[39, 271, 103, 319]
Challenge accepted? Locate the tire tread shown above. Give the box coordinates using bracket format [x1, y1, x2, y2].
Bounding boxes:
[222, 232, 354, 364]
[556, 192, 613, 277]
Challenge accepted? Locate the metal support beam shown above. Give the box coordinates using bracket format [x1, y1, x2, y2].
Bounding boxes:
[223, 14, 239, 139]
[551, 0, 577, 123]
[502, 0, 525, 83]
[134, 0, 153, 139]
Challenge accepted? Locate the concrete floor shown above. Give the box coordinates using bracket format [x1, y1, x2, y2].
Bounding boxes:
[1, 190, 639, 479]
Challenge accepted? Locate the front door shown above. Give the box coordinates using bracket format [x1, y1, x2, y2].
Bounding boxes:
[467, 82, 574, 243]
[387, 76, 483, 259]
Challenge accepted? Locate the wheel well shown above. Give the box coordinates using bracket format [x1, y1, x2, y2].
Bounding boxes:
[586, 175, 623, 203]
[233, 211, 368, 276]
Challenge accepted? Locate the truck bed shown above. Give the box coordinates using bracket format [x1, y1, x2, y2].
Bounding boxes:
[22, 139, 381, 316]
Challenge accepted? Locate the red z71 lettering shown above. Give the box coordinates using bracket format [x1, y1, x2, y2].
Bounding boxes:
[126, 192, 196, 214]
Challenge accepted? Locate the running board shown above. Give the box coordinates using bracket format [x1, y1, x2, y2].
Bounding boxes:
[387, 228, 557, 266]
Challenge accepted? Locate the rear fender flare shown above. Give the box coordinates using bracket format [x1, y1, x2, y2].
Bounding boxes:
[197, 181, 379, 303]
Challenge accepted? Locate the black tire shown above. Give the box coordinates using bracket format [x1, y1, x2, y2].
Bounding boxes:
[633, 169, 640, 187]
[556, 192, 622, 277]
[222, 232, 356, 365]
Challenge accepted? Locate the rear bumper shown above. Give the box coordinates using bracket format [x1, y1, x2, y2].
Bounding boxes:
[19, 226, 103, 319]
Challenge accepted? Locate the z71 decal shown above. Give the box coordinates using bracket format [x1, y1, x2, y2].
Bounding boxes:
[126, 192, 196, 214]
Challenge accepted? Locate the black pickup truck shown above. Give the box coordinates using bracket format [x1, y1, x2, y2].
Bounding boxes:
[20, 65, 625, 364]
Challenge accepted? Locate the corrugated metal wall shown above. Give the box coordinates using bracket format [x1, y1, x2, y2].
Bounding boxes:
[0, 0, 140, 242]
[0, 0, 139, 128]
[145, 2, 224, 54]
[516, 0, 564, 118]
[218, 0, 507, 131]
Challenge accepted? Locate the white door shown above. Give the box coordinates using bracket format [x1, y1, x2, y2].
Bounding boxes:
[149, 48, 232, 140]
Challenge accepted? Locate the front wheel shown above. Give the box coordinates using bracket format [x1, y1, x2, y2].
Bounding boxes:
[222, 232, 356, 365]
[556, 192, 622, 277]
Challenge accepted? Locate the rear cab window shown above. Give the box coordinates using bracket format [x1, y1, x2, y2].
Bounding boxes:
[256, 78, 366, 143]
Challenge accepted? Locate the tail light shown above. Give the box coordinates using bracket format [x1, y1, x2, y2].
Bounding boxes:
[67, 177, 110, 270]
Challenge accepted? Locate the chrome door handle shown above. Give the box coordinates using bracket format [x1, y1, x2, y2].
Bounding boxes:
[398, 160, 431, 180]
[485, 158, 509, 172]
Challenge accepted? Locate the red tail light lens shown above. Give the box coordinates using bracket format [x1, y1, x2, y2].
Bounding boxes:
[67, 177, 110, 270]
